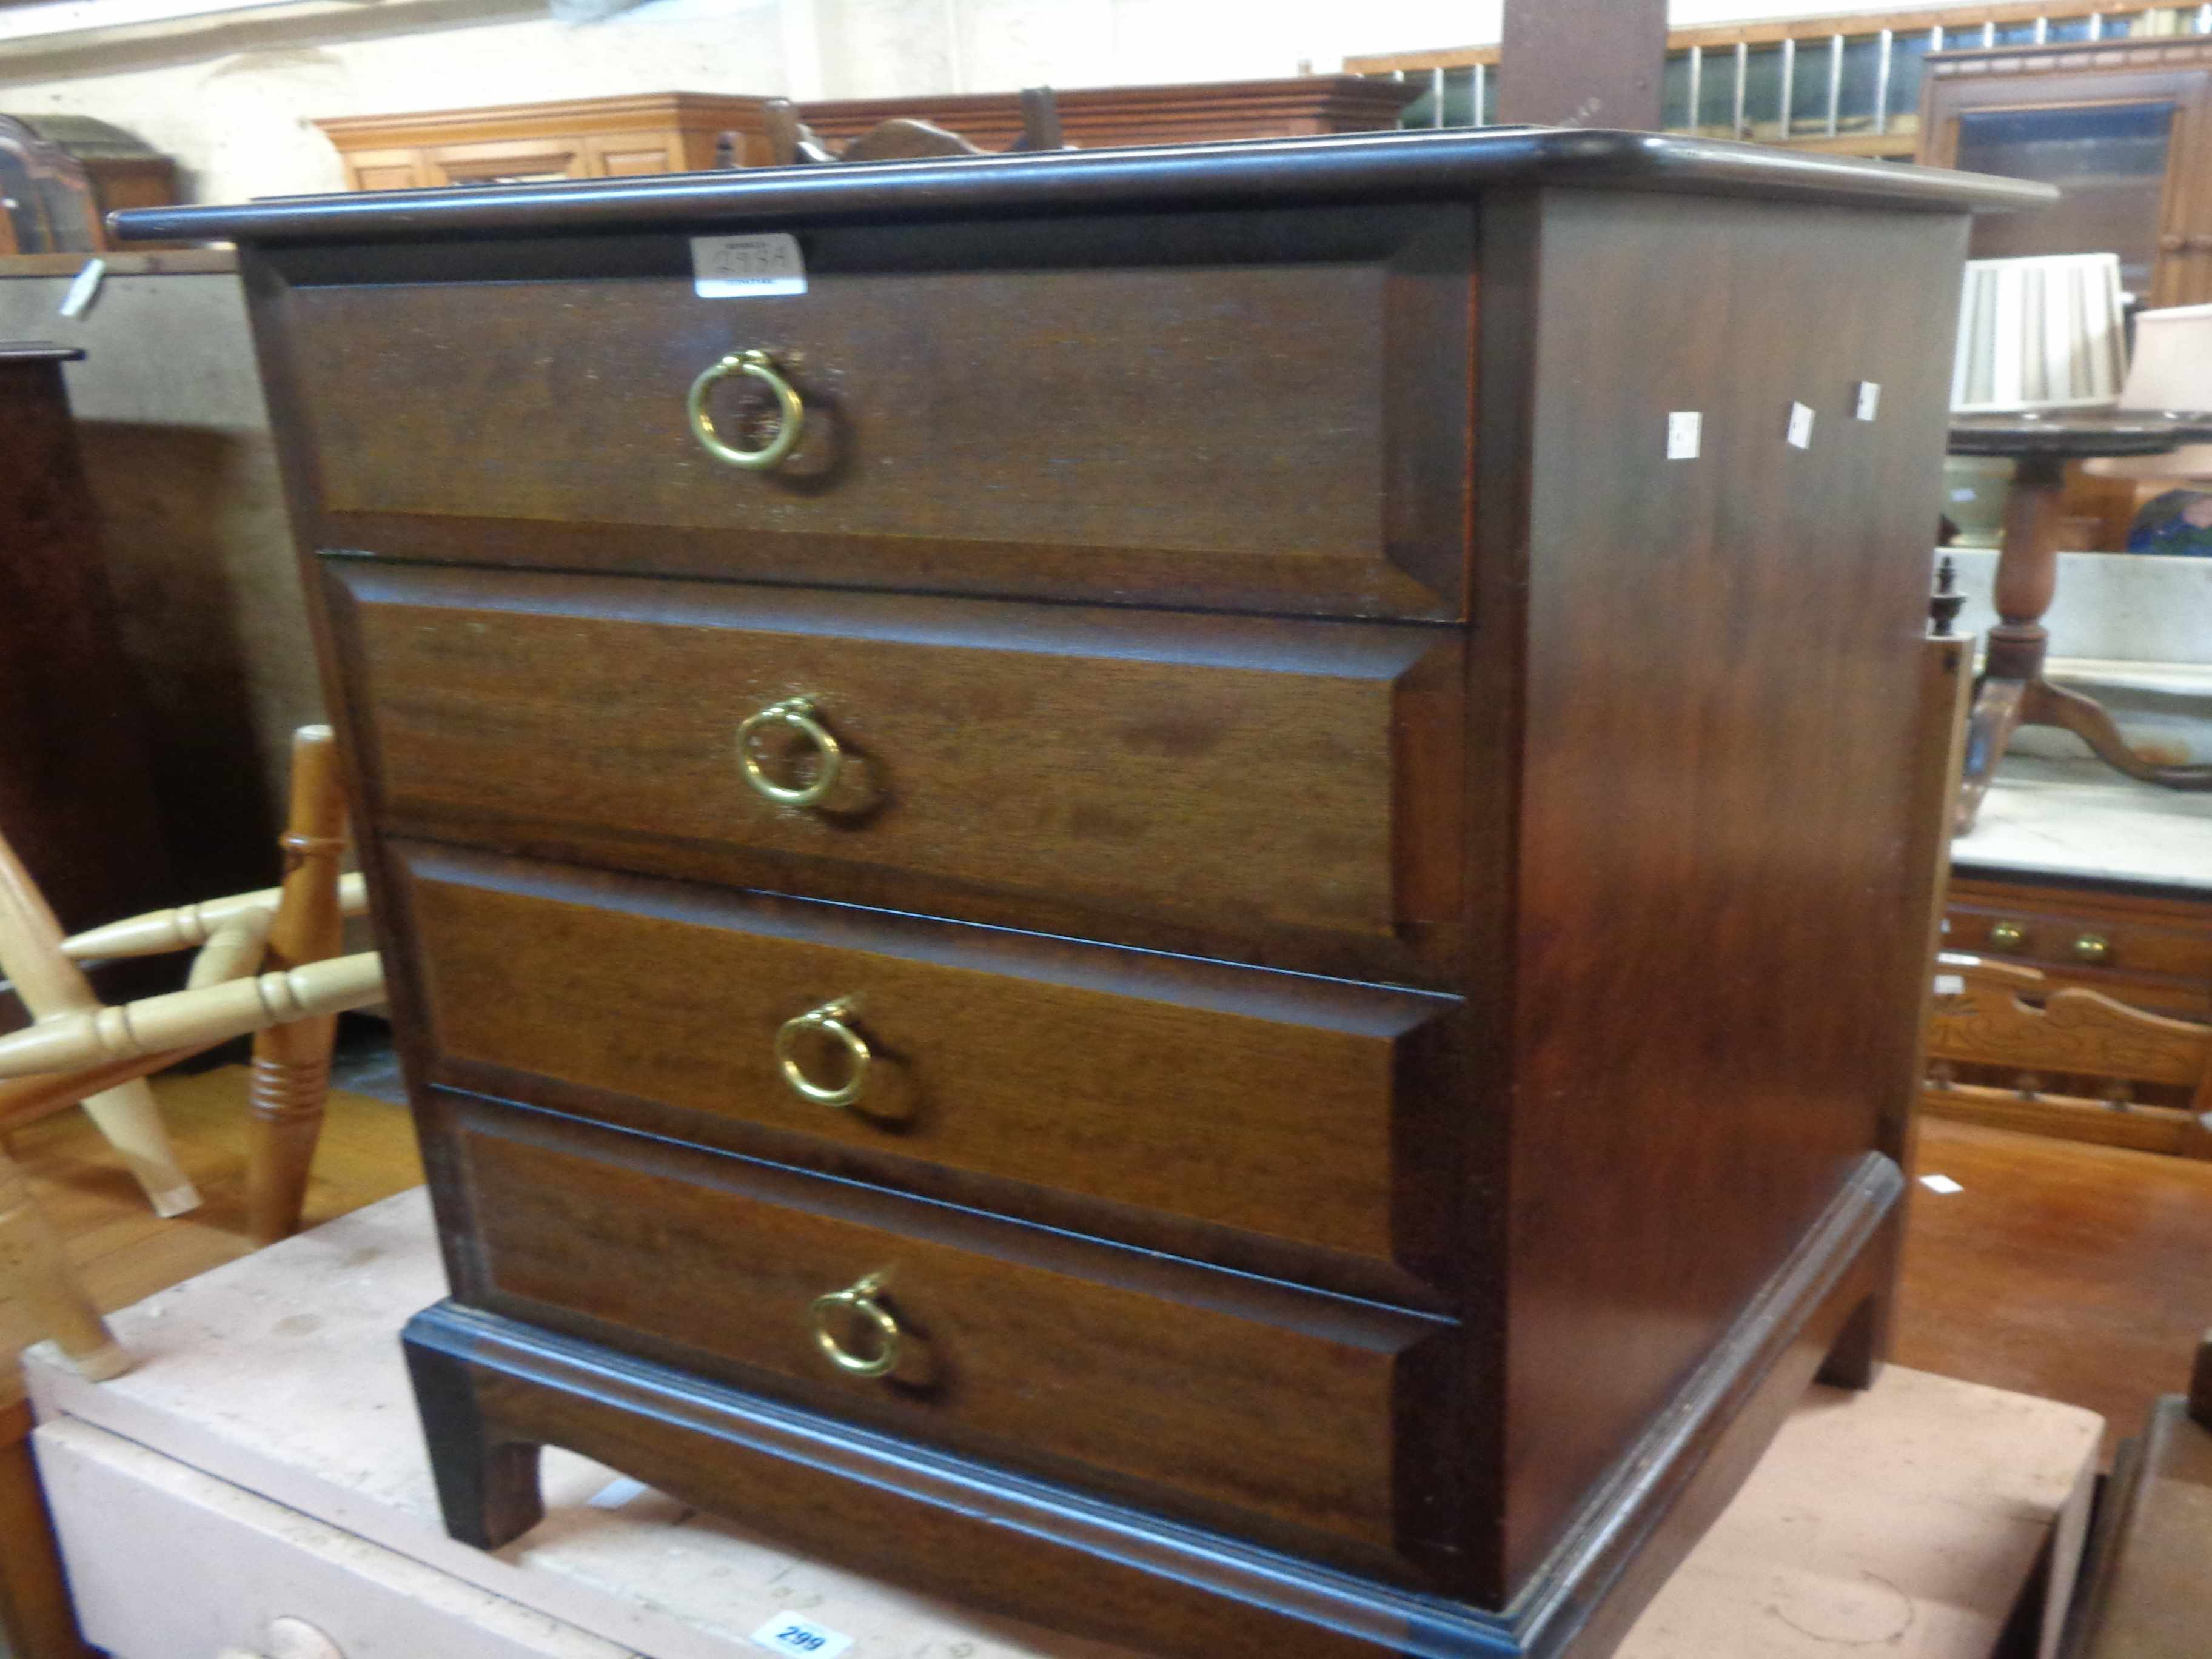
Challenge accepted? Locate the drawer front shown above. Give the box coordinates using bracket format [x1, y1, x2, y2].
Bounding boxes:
[332, 564, 1466, 982]
[277, 206, 1472, 619]
[441, 1095, 1460, 1570]
[396, 845, 1463, 1300]
[1946, 889, 2212, 1017]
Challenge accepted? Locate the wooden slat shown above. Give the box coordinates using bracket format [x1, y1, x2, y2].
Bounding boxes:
[1919, 1081, 2199, 1155]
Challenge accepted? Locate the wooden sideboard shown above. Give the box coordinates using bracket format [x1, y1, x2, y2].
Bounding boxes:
[797, 75, 1417, 149]
[117, 132, 2039, 1659]
[313, 79, 1418, 192]
[1926, 870, 2212, 1157]
[313, 93, 777, 191]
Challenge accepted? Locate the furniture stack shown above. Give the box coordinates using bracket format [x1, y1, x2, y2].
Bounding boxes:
[114, 129, 2037, 1659]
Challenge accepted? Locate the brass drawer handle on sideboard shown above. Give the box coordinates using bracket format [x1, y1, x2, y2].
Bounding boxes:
[737, 695, 843, 806]
[686, 348, 803, 471]
[2072, 932, 2112, 965]
[775, 996, 871, 1108]
[1988, 920, 2026, 953]
[808, 1272, 901, 1378]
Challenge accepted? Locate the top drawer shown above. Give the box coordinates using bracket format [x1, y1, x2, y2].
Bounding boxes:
[268, 205, 1473, 619]
[1946, 878, 2212, 1017]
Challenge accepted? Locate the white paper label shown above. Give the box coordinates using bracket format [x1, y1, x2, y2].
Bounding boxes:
[1666, 411, 1701, 460]
[1854, 381, 1881, 421]
[1920, 1173, 1964, 1195]
[694, 233, 806, 298]
[1932, 974, 1965, 996]
[751, 1615, 853, 1659]
[1785, 402, 1815, 450]
[58, 257, 105, 319]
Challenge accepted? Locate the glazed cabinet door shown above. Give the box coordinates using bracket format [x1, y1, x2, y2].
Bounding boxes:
[1923, 61, 2212, 306]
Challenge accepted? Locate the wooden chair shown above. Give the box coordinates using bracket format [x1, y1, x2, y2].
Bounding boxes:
[1924, 953, 2212, 1156]
[0, 726, 384, 1379]
[760, 86, 1064, 166]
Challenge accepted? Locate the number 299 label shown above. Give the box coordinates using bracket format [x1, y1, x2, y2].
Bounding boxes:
[751, 1614, 854, 1658]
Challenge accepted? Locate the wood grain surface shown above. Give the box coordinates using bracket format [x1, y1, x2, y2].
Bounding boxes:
[444, 1094, 1460, 1577]
[284, 206, 1472, 619]
[330, 563, 1466, 983]
[396, 844, 1465, 1304]
[1488, 188, 1968, 1591]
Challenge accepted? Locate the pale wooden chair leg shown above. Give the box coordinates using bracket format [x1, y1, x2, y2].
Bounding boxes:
[0, 1145, 127, 1381]
[248, 726, 349, 1246]
[0, 836, 198, 1218]
[73, 1081, 198, 1218]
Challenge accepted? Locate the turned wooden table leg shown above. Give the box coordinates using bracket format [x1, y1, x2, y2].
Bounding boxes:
[248, 726, 350, 1246]
[1956, 454, 2064, 835]
[0, 836, 198, 1217]
[1957, 447, 2212, 832]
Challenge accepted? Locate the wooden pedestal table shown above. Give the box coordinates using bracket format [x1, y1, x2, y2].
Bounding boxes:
[1949, 413, 2212, 834]
[24, 1188, 2105, 1659]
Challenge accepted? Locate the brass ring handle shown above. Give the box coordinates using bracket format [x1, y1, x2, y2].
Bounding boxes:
[687, 349, 803, 471]
[808, 1272, 900, 1378]
[737, 696, 842, 806]
[776, 996, 871, 1108]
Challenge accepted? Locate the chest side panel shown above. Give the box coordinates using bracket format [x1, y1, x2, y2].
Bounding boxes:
[1501, 189, 1966, 1591]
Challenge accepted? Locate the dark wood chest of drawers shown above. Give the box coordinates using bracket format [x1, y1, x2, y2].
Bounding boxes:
[119, 131, 2036, 1659]
[1926, 869, 2212, 1157]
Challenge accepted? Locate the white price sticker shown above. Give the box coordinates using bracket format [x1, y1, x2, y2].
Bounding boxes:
[751, 1615, 853, 1659]
[1666, 411, 1701, 460]
[1854, 381, 1881, 421]
[1785, 401, 1815, 450]
[693, 233, 807, 298]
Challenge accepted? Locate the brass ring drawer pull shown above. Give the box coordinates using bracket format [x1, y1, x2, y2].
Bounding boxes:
[737, 696, 842, 806]
[687, 348, 803, 471]
[776, 996, 871, 1107]
[808, 1272, 899, 1378]
[2073, 932, 2111, 964]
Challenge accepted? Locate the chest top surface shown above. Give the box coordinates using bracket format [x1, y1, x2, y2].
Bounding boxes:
[110, 125, 2048, 248]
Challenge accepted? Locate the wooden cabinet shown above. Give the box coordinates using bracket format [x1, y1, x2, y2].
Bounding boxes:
[114, 133, 2031, 1659]
[1925, 872, 2212, 1156]
[313, 93, 776, 192]
[1920, 37, 2212, 307]
[0, 345, 173, 1013]
[797, 75, 1417, 149]
[0, 115, 177, 255]
[313, 79, 1416, 194]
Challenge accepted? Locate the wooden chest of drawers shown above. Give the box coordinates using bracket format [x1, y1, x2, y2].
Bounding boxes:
[118, 131, 2037, 1659]
[1926, 870, 2212, 1157]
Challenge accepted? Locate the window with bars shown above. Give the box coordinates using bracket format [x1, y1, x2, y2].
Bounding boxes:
[1359, 4, 2212, 150]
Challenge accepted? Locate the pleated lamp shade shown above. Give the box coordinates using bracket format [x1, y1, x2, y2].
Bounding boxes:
[2085, 301, 2212, 481]
[1951, 253, 2128, 415]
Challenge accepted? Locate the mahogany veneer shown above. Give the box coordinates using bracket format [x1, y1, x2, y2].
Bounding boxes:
[115, 130, 2043, 1659]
